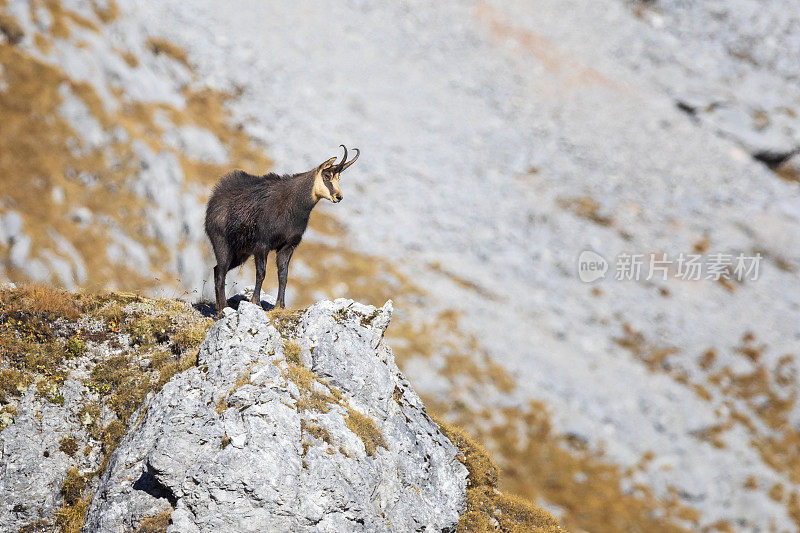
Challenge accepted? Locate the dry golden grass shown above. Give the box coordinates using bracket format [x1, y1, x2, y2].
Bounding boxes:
[0, 368, 29, 403]
[283, 340, 302, 365]
[54, 497, 90, 533]
[90, 0, 119, 23]
[0, 284, 82, 321]
[0, 41, 160, 290]
[693, 235, 711, 253]
[558, 196, 614, 227]
[345, 408, 386, 457]
[0, 12, 24, 44]
[60, 468, 87, 505]
[119, 49, 139, 67]
[614, 323, 680, 375]
[0, 287, 210, 532]
[135, 510, 172, 533]
[481, 402, 697, 532]
[777, 164, 800, 183]
[410, 313, 701, 532]
[301, 419, 334, 456]
[59, 435, 79, 456]
[145, 37, 190, 68]
[268, 307, 304, 334]
[436, 419, 562, 533]
[285, 364, 336, 413]
[54, 467, 91, 533]
[304, 421, 333, 446]
[615, 323, 800, 528]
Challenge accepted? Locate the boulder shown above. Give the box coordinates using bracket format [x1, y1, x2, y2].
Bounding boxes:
[83, 300, 468, 532]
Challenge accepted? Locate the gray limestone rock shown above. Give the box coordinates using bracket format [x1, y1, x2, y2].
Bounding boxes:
[83, 300, 467, 532]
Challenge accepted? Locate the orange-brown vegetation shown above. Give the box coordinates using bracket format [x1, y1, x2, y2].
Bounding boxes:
[436, 419, 563, 533]
[615, 323, 800, 527]
[135, 510, 172, 533]
[558, 196, 614, 227]
[0, 3, 271, 291]
[145, 37, 190, 68]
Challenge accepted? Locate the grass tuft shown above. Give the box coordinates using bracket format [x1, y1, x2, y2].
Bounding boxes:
[59, 435, 79, 456]
[436, 419, 562, 533]
[135, 510, 172, 533]
[558, 196, 614, 227]
[268, 307, 303, 336]
[145, 37, 190, 68]
[60, 468, 87, 505]
[0, 368, 28, 403]
[0, 285, 82, 321]
[283, 340, 302, 365]
[285, 364, 335, 413]
[345, 408, 387, 457]
[65, 335, 86, 358]
[54, 497, 90, 533]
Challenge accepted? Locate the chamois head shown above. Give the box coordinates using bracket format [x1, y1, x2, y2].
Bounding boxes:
[312, 145, 359, 203]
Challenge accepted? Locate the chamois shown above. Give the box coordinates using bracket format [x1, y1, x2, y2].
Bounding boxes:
[205, 145, 359, 316]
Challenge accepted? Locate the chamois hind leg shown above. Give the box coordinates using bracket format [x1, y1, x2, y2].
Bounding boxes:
[275, 245, 295, 309]
[252, 246, 267, 306]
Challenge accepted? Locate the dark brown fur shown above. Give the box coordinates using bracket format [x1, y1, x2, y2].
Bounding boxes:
[205, 149, 356, 316]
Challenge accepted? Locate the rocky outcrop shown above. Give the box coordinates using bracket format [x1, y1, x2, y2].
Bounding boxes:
[83, 300, 468, 532]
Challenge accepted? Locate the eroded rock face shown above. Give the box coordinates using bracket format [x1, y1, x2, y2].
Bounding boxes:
[83, 300, 467, 533]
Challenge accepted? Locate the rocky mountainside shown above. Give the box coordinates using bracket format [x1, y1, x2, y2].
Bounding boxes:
[0, 286, 560, 532]
[1, 0, 799, 531]
[84, 300, 467, 533]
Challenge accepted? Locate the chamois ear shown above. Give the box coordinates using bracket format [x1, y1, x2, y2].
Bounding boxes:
[319, 157, 337, 170]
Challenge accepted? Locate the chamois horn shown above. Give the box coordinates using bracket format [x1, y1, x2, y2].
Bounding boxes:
[337, 144, 348, 169]
[337, 145, 359, 172]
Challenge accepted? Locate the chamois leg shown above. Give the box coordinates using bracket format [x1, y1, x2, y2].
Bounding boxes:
[211, 241, 231, 318]
[213, 264, 228, 318]
[252, 246, 267, 306]
[275, 245, 295, 309]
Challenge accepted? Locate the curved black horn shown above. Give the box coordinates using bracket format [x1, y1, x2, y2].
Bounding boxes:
[338, 147, 359, 172]
[337, 144, 348, 168]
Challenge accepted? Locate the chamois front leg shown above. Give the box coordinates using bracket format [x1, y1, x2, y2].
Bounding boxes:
[275, 245, 295, 309]
[252, 246, 267, 306]
[210, 233, 232, 318]
[213, 264, 227, 318]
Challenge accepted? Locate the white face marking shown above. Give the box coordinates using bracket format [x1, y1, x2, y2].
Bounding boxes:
[312, 168, 343, 203]
[330, 174, 343, 198]
[311, 157, 343, 203]
[312, 169, 334, 202]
